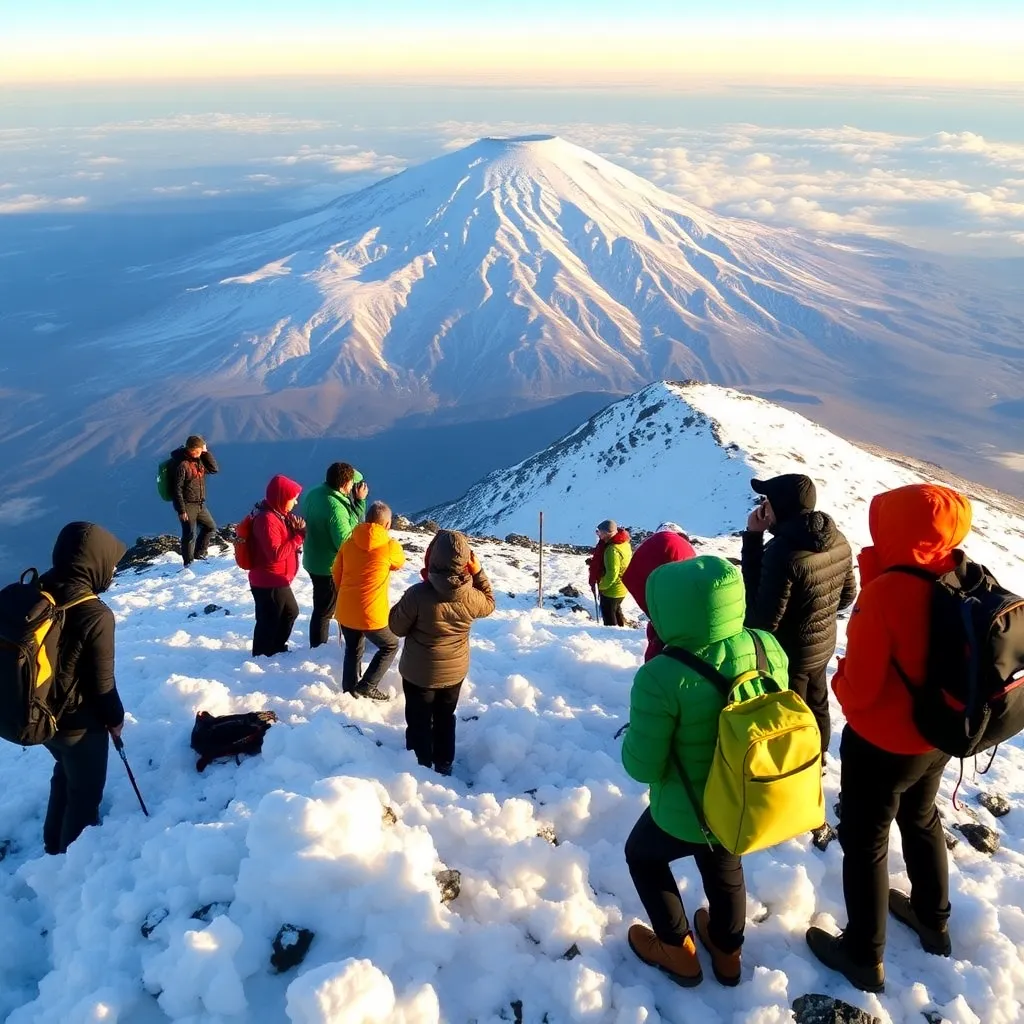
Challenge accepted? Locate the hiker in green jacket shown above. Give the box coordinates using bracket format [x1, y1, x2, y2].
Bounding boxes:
[588, 519, 632, 626]
[302, 463, 368, 648]
[622, 555, 788, 988]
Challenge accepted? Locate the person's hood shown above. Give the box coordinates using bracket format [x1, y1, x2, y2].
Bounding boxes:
[646, 555, 744, 649]
[863, 484, 972, 575]
[265, 474, 302, 513]
[773, 510, 839, 553]
[351, 522, 390, 552]
[45, 522, 127, 596]
[608, 529, 630, 546]
[753, 474, 817, 524]
[427, 529, 472, 600]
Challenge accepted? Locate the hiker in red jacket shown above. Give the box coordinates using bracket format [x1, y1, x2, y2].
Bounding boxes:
[249, 475, 306, 657]
[623, 522, 697, 660]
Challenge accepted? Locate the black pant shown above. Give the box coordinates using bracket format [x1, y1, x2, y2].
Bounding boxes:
[404, 680, 463, 769]
[600, 594, 626, 627]
[625, 808, 745, 952]
[43, 730, 110, 855]
[309, 574, 338, 649]
[838, 725, 951, 965]
[251, 586, 299, 657]
[180, 503, 216, 566]
[341, 626, 400, 693]
[789, 663, 831, 757]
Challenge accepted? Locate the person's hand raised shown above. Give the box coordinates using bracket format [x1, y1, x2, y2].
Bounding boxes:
[746, 503, 770, 533]
[354, 481, 369, 501]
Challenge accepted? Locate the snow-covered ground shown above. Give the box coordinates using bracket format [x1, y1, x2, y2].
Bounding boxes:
[1, 522, 1022, 1024]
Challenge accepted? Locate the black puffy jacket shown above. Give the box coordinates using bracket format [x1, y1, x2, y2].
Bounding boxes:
[170, 447, 219, 512]
[741, 511, 856, 673]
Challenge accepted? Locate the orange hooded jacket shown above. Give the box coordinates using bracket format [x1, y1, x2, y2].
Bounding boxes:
[833, 483, 972, 754]
[332, 523, 406, 632]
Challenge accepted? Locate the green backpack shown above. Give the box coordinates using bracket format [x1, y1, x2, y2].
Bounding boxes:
[156, 459, 174, 502]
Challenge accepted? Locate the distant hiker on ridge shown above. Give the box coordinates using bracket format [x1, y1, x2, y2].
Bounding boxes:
[302, 462, 369, 649]
[741, 474, 855, 761]
[623, 522, 696, 660]
[169, 435, 219, 568]
[589, 520, 633, 627]
[247, 475, 306, 658]
[332, 501, 404, 700]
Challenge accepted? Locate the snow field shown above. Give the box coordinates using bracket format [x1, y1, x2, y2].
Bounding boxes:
[0, 529, 1020, 1024]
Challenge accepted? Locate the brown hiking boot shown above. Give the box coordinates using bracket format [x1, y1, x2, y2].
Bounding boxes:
[627, 923, 703, 987]
[694, 908, 741, 986]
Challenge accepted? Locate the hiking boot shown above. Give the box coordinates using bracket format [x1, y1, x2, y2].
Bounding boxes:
[888, 890, 951, 957]
[435, 762, 453, 777]
[627, 924, 703, 987]
[694, 908, 741, 986]
[805, 927, 884, 993]
[355, 684, 390, 702]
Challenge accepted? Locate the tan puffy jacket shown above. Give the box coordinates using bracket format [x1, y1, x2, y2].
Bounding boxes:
[389, 530, 495, 688]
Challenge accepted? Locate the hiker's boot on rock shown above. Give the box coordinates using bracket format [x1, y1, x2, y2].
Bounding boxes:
[694, 908, 741, 986]
[628, 924, 703, 987]
[889, 889, 951, 957]
[805, 927, 884, 993]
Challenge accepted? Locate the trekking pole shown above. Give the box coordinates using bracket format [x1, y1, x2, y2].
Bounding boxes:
[112, 734, 150, 817]
[538, 511, 544, 609]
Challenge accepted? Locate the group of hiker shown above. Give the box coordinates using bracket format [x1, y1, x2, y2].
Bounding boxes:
[5, 433, 1022, 1004]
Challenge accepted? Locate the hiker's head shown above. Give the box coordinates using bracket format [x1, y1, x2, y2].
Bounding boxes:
[868, 484, 971, 572]
[50, 522, 127, 594]
[751, 474, 816, 525]
[185, 434, 205, 458]
[266, 475, 302, 514]
[327, 462, 356, 492]
[596, 519, 617, 541]
[367, 501, 392, 530]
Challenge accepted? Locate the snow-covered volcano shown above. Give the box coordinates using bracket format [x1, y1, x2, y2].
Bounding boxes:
[71, 135, 1023, 469]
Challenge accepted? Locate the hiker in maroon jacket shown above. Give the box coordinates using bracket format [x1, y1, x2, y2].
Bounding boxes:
[623, 522, 697, 660]
[248, 475, 305, 657]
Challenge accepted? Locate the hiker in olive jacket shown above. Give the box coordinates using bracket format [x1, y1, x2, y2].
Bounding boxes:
[622, 555, 789, 988]
[389, 530, 495, 776]
[588, 519, 632, 626]
[37, 522, 128, 854]
[302, 463, 368, 648]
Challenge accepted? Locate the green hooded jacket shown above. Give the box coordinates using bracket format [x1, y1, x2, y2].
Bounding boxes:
[301, 470, 366, 576]
[621, 555, 789, 844]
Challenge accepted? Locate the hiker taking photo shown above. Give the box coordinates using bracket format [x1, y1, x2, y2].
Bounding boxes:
[168, 434, 219, 568]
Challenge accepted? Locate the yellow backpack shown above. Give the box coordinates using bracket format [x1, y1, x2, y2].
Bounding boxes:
[664, 631, 824, 855]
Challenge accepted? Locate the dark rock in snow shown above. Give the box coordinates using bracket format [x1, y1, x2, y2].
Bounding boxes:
[271, 925, 315, 973]
[792, 994, 882, 1024]
[117, 532, 230, 574]
[187, 611, 198, 619]
[203, 603, 224, 615]
[537, 824, 558, 846]
[435, 869, 461, 903]
[416, 520, 441, 534]
[141, 908, 169, 939]
[382, 806, 398, 826]
[558, 584, 582, 598]
[943, 828, 959, 850]
[510, 999, 524, 1024]
[191, 902, 230, 923]
[561, 943, 581, 961]
[955, 823, 1000, 854]
[753, 905, 770, 924]
[505, 534, 536, 550]
[812, 823, 838, 851]
[979, 792, 1011, 818]
[922, 1012, 944, 1024]
[0, 838, 13, 862]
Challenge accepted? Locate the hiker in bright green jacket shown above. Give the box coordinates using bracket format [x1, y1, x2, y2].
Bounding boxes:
[622, 555, 788, 988]
[588, 519, 632, 626]
[302, 463, 368, 648]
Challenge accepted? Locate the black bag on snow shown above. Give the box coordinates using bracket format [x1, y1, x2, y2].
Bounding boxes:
[0, 569, 96, 746]
[889, 556, 1024, 758]
[190, 710, 278, 772]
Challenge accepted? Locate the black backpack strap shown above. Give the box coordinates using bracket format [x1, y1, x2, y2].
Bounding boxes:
[661, 646, 731, 698]
[669, 745, 714, 847]
[749, 630, 770, 675]
[884, 564, 939, 583]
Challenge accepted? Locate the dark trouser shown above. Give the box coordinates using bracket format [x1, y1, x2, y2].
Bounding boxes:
[404, 680, 463, 769]
[625, 808, 745, 952]
[789, 663, 831, 758]
[309, 574, 338, 649]
[600, 594, 626, 627]
[43, 730, 110, 855]
[340, 626, 400, 693]
[251, 585, 299, 657]
[181, 503, 216, 566]
[838, 725, 951, 965]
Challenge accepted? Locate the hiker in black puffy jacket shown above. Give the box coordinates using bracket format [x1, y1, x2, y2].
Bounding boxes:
[171, 434, 219, 567]
[741, 474, 856, 759]
[38, 522, 128, 854]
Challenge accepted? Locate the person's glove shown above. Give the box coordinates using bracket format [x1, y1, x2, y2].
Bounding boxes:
[288, 514, 306, 534]
[467, 551, 481, 576]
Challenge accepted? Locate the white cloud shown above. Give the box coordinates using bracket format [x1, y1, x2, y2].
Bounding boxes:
[0, 497, 44, 526]
[269, 144, 406, 176]
[85, 155, 124, 165]
[0, 193, 86, 213]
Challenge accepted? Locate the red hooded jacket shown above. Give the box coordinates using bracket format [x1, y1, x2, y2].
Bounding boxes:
[249, 475, 305, 589]
[622, 531, 697, 660]
[833, 483, 972, 754]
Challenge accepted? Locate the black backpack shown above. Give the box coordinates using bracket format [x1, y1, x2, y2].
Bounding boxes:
[0, 569, 97, 746]
[190, 710, 278, 772]
[889, 556, 1024, 759]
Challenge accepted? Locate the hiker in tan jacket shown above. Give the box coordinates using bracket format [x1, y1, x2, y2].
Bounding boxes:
[389, 530, 495, 776]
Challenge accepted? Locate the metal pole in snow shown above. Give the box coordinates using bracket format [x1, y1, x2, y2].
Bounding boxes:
[538, 510, 544, 609]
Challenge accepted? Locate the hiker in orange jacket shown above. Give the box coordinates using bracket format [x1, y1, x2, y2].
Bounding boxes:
[332, 501, 406, 699]
[807, 483, 972, 993]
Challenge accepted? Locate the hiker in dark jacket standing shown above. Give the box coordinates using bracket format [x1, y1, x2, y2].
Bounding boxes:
[741, 474, 855, 758]
[589, 520, 633, 626]
[389, 530, 495, 776]
[37, 522, 128, 854]
[171, 434, 219, 567]
[302, 462, 369, 648]
[248, 475, 305, 658]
